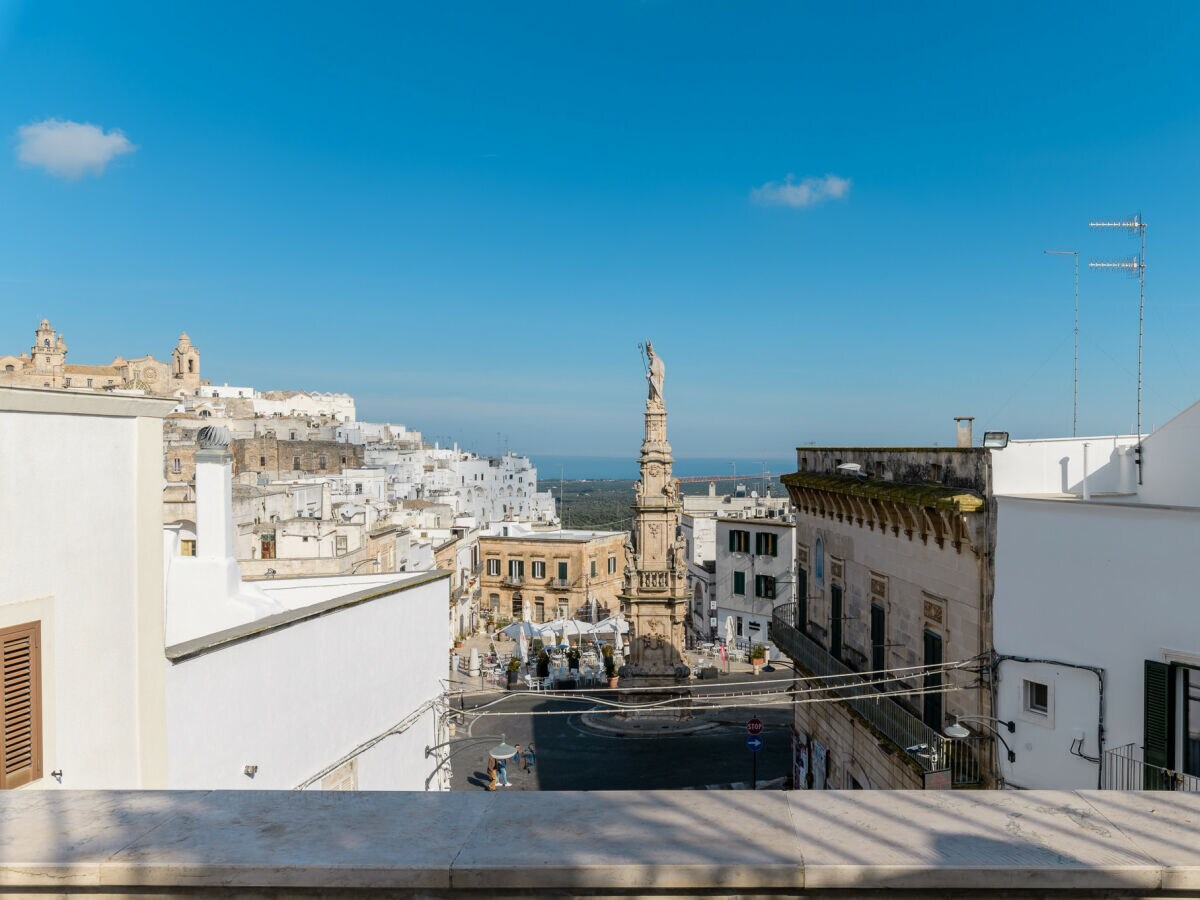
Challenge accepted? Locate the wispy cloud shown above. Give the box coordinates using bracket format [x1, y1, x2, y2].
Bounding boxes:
[751, 173, 851, 209]
[15, 119, 136, 179]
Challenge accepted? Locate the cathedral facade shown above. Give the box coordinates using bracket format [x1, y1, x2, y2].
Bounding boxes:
[0, 319, 202, 397]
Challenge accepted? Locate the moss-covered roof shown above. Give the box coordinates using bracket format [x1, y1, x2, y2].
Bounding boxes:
[782, 472, 985, 512]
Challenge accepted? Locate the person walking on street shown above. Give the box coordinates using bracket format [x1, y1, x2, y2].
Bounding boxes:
[486, 755, 498, 792]
[522, 742, 536, 773]
[497, 754, 511, 787]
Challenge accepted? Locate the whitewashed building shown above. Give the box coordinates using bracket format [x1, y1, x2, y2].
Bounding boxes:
[713, 516, 796, 651]
[0, 387, 451, 792]
[991, 413, 1200, 790]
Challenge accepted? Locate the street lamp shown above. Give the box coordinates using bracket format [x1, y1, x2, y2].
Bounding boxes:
[944, 716, 1017, 763]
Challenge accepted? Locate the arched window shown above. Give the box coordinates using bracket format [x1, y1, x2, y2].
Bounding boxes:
[43, 339, 50, 348]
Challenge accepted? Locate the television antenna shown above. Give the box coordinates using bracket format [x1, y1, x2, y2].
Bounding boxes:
[1088, 214, 1146, 483]
[1043, 250, 1079, 436]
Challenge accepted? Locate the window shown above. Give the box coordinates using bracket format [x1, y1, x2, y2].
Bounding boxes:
[754, 574, 776, 599]
[930, 463, 943, 482]
[259, 456, 267, 467]
[733, 571, 746, 595]
[486, 558, 500, 576]
[489, 593, 500, 612]
[870, 604, 886, 676]
[1024, 680, 1049, 716]
[755, 532, 778, 556]
[557, 600, 568, 619]
[64, 377, 71, 387]
[180, 539, 196, 557]
[1, 621, 42, 789]
[355, 483, 363, 495]
[508, 559, 524, 581]
[736, 616, 743, 637]
[590, 560, 597, 578]
[319, 455, 327, 470]
[341, 456, 347, 465]
[534, 599, 545, 622]
[728, 529, 750, 554]
[557, 561, 568, 582]
[86, 378, 92, 388]
[172, 457, 181, 474]
[512, 597, 523, 619]
[292, 455, 301, 470]
[608, 556, 617, 574]
[188, 359, 194, 373]
[830, 584, 844, 661]
[531, 561, 545, 579]
[923, 630, 943, 730]
[335, 535, 348, 553]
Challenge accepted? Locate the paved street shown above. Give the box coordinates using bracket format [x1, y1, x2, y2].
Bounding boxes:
[446, 671, 795, 792]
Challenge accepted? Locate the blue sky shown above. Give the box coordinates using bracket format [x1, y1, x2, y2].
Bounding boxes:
[2, 2, 1199, 458]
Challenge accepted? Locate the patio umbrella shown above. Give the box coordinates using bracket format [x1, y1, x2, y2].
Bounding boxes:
[523, 601, 532, 623]
[613, 615, 624, 656]
[725, 616, 735, 647]
[468, 647, 480, 677]
[517, 629, 528, 663]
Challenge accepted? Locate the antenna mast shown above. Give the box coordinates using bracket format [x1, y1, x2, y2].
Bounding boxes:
[1088, 214, 1147, 483]
[1044, 249, 1079, 436]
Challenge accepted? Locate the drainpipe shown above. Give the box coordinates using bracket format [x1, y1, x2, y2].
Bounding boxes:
[1081, 443, 1091, 500]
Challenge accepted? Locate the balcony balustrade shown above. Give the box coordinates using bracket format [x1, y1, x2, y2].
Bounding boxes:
[1102, 743, 1200, 792]
[769, 602, 984, 785]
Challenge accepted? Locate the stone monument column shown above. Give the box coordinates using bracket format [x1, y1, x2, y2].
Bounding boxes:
[621, 341, 688, 673]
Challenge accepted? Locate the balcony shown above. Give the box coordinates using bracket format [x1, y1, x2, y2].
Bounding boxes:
[502, 574, 525, 587]
[769, 602, 984, 785]
[1102, 743, 1200, 792]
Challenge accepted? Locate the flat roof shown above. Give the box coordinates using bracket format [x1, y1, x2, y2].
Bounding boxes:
[0, 384, 177, 419]
[165, 570, 451, 661]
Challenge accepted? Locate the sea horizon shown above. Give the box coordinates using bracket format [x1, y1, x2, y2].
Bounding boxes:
[529, 455, 794, 482]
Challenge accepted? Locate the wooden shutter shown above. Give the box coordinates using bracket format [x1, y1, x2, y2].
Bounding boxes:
[1144, 660, 1171, 773]
[2, 622, 41, 790]
[728, 531, 736, 552]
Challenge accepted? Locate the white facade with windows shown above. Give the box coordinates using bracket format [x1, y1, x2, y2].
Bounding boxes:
[991, 405, 1200, 790]
[713, 518, 795, 649]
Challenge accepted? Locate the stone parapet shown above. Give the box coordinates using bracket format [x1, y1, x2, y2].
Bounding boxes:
[0, 789, 1196, 896]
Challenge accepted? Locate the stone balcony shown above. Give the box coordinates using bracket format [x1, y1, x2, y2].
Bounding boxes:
[2, 789, 1198, 896]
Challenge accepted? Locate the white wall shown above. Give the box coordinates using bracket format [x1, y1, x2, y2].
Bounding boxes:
[714, 520, 794, 645]
[0, 389, 173, 789]
[1137, 399, 1200, 506]
[165, 574, 449, 790]
[991, 436, 1138, 496]
[993, 496, 1200, 788]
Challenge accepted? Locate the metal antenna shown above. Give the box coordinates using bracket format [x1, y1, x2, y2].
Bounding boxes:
[1088, 214, 1147, 483]
[1044, 250, 1079, 436]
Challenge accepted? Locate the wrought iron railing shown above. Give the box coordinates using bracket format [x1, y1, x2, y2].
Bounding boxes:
[1102, 743, 1200, 792]
[770, 602, 983, 785]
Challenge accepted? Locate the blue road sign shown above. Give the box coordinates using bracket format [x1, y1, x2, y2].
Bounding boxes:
[746, 735, 763, 752]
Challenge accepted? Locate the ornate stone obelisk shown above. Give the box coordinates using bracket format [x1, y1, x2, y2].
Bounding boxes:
[621, 341, 689, 673]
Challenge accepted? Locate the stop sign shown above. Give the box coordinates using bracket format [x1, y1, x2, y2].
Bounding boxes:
[747, 717, 763, 735]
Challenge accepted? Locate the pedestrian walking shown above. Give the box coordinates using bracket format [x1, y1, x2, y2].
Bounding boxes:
[486, 755, 498, 792]
[522, 742, 536, 773]
[497, 754, 511, 787]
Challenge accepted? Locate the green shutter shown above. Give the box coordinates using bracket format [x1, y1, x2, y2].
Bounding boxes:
[1144, 660, 1171, 773]
[733, 571, 745, 595]
[728, 531, 736, 552]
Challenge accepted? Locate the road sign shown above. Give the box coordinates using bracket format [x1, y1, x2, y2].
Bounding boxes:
[746, 717, 763, 735]
[746, 735, 763, 752]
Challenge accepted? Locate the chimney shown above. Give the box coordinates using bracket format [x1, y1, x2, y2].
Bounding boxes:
[195, 425, 234, 558]
[954, 417, 974, 449]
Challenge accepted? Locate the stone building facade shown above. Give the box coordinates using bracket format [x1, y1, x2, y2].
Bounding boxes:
[478, 527, 626, 625]
[230, 436, 365, 481]
[0, 319, 203, 397]
[775, 445, 997, 790]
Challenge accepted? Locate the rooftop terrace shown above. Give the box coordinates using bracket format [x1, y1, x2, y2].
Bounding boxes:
[3, 789, 1197, 896]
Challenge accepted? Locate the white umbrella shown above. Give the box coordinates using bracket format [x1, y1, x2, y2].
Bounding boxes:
[523, 602, 532, 623]
[468, 647, 480, 677]
[725, 615, 735, 647]
[614, 614, 624, 655]
[518, 629, 528, 663]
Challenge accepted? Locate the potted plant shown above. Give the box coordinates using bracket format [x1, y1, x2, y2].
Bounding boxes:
[506, 656, 522, 689]
[536, 650, 551, 679]
[604, 652, 618, 688]
[750, 643, 767, 668]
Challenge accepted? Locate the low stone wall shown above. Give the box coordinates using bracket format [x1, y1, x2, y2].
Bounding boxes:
[2, 789, 1197, 896]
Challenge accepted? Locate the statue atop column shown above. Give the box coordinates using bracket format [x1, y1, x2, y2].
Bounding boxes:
[644, 340, 665, 410]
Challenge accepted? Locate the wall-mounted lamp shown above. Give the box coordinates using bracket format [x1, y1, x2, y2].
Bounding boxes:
[51, 769, 63, 782]
[243, 764, 258, 778]
[944, 716, 1017, 763]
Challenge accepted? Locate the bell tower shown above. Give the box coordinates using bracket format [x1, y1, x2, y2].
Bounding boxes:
[172, 331, 201, 391]
[620, 341, 688, 673]
[31, 319, 66, 376]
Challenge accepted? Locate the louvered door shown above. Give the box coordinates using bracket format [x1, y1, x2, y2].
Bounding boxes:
[1, 622, 41, 789]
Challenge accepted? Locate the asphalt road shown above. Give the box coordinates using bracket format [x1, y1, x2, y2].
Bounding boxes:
[449, 675, 794, 791]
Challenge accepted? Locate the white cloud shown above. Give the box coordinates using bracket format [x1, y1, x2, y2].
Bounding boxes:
[15, 119, 136, 179]
[751, 173, 851, 209]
